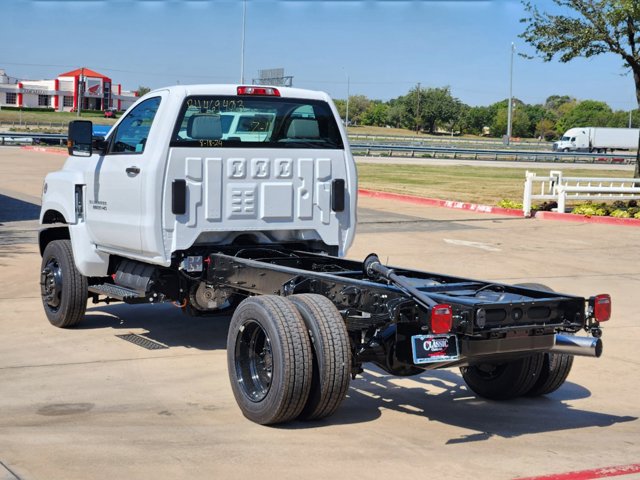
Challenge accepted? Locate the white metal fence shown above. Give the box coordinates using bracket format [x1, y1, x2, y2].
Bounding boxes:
[523, 170, 640, 216]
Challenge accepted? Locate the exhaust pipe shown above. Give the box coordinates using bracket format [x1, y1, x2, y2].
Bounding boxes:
[551, 334, 603, 358]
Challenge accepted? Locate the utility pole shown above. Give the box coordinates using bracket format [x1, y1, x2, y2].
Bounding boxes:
[240, 0, 246, 83]
[506, 43, 516, 145]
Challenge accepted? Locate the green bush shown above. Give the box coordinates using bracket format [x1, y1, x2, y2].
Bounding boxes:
[498, 199, 523, 209]
[610, 209, 630, 218]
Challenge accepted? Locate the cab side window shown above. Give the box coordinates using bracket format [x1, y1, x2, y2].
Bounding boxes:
[110, 97, 161, 154]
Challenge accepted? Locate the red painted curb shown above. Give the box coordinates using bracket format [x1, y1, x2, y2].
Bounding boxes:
[20, 146, 67, 156]
[358, 189, 524, 217]
[359, 189, 640, 227]
[515, 462, 640, 480]
[535, 211, 640, 227]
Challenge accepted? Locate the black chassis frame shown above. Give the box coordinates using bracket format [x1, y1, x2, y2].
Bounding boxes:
[196, 246, 593, 376]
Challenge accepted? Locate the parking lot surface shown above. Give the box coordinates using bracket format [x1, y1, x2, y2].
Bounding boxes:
[0, 147, 638, 480]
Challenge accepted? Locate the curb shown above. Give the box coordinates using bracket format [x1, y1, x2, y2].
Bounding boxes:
[20, 146, 67, 155]
[358, 189, 524, 217]
[534, 211, 640, 227]
[358, 188, 640, 227]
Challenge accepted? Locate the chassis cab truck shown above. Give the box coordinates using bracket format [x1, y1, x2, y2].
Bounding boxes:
[39, 85, 610, 425]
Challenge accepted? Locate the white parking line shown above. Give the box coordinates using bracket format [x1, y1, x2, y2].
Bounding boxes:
[443, 238, 501, 252]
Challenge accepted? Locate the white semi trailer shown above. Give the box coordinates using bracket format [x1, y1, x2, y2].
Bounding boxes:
[553, 127, 640, 153]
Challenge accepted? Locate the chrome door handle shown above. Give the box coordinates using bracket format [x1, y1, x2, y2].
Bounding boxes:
[126, 166, 140, 176]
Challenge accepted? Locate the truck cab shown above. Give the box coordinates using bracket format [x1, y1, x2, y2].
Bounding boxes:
[40, 85, 357, 277]
[553, 127, 586, 152]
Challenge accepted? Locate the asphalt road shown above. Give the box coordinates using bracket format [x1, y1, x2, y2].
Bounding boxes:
[0, 148, 639, 480]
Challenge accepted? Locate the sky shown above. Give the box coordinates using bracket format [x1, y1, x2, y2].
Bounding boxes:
[1, 0, 637, 110]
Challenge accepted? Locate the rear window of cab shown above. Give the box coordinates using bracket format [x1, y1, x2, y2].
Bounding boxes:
[170, 95, 344, 149]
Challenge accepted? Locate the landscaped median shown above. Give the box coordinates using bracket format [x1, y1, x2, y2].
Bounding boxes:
[358, 189, 640, 227]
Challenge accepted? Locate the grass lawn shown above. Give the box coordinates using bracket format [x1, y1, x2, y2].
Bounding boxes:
[356, 163, 630, 206]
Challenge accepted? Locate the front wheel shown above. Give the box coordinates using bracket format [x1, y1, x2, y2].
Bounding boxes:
[226, 295, 312, 425]
[460, 354, 544, 400]
[40, 239, 88, 328]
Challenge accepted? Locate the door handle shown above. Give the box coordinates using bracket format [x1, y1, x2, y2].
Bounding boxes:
[126, 166, 141, 176]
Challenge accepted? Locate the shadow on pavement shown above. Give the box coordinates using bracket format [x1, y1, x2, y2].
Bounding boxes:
[299, 368, 636, 437]
[83, 303, 230, 351]
[0, 193, 40, 223]
[83, 303, 635, 437]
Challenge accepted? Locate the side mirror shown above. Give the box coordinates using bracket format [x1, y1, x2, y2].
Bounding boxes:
[68, 120, 93, 156]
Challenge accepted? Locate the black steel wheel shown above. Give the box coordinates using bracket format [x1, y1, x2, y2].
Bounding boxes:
[227, 295, 312, 425]
[40, 239, 88, 328]
[289, 294, 351, 421]
[460, 354, 544, 400]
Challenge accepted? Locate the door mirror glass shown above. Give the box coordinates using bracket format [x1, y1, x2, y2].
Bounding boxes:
[68, 120, 93, 157]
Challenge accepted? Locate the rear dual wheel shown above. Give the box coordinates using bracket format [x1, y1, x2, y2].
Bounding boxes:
[227, 294, 351, 425]
[461, 283, 575, 400]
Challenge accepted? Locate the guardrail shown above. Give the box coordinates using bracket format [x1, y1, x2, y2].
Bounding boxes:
[0, 132, 66, 146]
[523, 170, 640, 216]
[351, 143, 636, 164]
[1, 132, 637, 167]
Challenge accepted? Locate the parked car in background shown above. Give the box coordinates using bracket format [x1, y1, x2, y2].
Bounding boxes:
[104, 108, 117, 119]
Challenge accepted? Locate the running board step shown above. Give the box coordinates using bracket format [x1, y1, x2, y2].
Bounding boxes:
[89, 283, 146, 301]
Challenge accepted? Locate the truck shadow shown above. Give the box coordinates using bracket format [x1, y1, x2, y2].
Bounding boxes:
[0, 193, 40, 222]
[309, 368, 636, 440]
[81, 303, 636, 439]
[83, 303, 230, 351]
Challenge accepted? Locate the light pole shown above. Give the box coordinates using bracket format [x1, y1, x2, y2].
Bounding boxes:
[345, 74, 350, 128]
[506, 42, 516, 145]
[240, 0, 246, 83]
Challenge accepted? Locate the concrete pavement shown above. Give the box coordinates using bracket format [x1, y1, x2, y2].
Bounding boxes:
[0, 147, 638, 480]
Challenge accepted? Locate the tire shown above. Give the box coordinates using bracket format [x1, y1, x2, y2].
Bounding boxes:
[525, 351, 574, 396]
[40, 239, 88, 328]
[226, 295, 312, 425]
[460, 354, 544, 400]
[289, 294, 351, 421]
[514, 283, 575, 396]
[562, 148, 570, 152]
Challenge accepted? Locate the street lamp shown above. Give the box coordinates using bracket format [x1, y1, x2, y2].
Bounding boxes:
[345, 74, 350, 128]
[506, 42, 516, 145]
[240, 0, 246, 83]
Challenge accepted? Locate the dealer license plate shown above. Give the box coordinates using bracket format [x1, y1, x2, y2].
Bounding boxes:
[412, 334, 460, 364]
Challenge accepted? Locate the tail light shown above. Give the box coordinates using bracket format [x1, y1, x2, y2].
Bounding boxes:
[237, 86, 280, 96]
[590, 294, 611, 322]
[431, 304, 453, 334]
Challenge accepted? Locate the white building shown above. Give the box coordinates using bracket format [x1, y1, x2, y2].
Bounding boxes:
[0, 67, 137, 112]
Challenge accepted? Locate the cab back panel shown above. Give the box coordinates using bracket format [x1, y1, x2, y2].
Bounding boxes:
[162, 147, 352, 253]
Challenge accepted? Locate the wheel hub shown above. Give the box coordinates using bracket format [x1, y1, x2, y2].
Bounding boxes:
[40, 259, 63, 310]
[235, 320, 273, 402]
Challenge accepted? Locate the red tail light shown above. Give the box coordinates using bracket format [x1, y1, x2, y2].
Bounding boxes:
[237, 86, 280, 96]
[590, 294, 611, 322]
[431, 304, 453, 334]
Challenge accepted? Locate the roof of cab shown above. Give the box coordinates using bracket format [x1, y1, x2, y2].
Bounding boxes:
[148, 84, 332, 102]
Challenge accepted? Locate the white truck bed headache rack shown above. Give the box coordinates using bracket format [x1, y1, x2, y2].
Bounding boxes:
[523, 170, 640, 216]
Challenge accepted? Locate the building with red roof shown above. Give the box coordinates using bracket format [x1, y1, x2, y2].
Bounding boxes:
[0, 67, 137, 112]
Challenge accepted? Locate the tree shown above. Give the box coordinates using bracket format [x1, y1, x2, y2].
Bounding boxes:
[345, 95, 371, 126]
[561, 100, 613, 128]
[136, 86, 151, 97]
[520, 0, 640, 176]
[361, 102, 389, 127]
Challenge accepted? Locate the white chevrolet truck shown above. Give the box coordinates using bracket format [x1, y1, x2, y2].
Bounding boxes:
[40, 85, 610, 425]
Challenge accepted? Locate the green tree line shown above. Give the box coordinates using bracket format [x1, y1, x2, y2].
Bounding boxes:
[333, 87, 640, 140]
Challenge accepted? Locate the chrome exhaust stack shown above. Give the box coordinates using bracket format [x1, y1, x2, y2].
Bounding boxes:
[551, 334, 603, 358]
